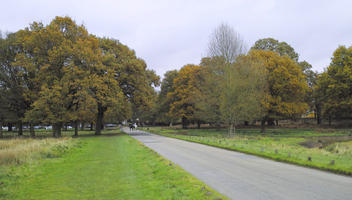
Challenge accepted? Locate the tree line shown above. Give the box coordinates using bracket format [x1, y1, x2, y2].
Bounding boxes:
[150, 24, 352, 133]
[0, 17, 159, 137]
[1, 20, 351, 136]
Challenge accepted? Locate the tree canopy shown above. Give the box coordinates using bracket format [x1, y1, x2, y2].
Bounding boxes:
[168, 64, 203, 128]
[316, 45, 352, 120]
[248, 50, 309, 131]
[251, 38, 299, 62]
[0, 16, 159, 136]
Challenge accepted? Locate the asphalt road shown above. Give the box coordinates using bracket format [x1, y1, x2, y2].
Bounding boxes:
[124, 128, 352, 200]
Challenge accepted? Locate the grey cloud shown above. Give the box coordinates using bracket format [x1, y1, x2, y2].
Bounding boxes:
[1, 0, 351, 77]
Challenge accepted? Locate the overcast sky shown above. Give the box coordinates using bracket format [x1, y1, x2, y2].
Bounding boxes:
[1, 0, 352, 78]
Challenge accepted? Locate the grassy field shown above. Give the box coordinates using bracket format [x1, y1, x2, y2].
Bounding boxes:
[142, 127, 352, 176]
[0, 131, 226, 200]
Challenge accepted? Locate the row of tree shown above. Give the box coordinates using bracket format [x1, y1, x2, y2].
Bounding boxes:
[150, 24, 352, 133]
[1, 20, 351, 136]
[0, 17, 159, 137]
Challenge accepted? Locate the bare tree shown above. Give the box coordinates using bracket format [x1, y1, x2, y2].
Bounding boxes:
[220, 55, 267, 135]
[207, 23, 247, 64]
[205, 23, 265, 136]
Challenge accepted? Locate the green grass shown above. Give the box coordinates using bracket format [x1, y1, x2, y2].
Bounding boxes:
[142, 127, 352, 176]
[142, 127, 352, 137]
[0, 132, 226, 200]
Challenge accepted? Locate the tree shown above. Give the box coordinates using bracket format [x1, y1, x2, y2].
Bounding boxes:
[0, 32, 27, 136]
[249, 50, 309, 132]
[206, 23, 250, 132]
[316, 45, 352, 123]
[251, 39, 316, 126]
[220, 55, 267, 135]
[1, 16, 159, 137]
[98, 38, 159, 128]
[196, 57, 224, 126]
[298, 61, 322, 123]
[251, 38, 299, 62]
[168, 64, 202, 129]
[156, 70, 179, 125]
[207, 23, 247, 64]
[14, 17, 104, 136]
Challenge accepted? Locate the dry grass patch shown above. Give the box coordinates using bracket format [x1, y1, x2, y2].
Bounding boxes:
[0, 137, 73, 165]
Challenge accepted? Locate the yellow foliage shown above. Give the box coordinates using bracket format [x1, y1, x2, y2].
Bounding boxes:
[249, 50, 309, 119]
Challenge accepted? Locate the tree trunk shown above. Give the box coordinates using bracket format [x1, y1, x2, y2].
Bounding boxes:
[8, 123, 12, 132]
[316, 104, 321, 125]
[0, 121, 3, 138]
[80, 122, 84, 131]
[276, 120, 279, 126]
[90, 123, 93, 131]
[30, 123, 35, 137]
[74, 120, 78, 136]
[197, 121, 201, 129]
[260, 119, 266, 133]
[18, 121, 23, 136]
[328, 116, 332, 126]
[64, 124, 68, 131]
[57, 123, 62, 137]
[52, 124, 56, 137]
[182, 117, 188, 129]
[95, 103, 106, 135]
[228, 123, 235, 136]
[53, 123, 62, 137]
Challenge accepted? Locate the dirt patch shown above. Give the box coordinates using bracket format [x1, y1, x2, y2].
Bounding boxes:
[299, 136, 352, 148]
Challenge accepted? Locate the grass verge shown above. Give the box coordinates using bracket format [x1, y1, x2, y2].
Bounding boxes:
[142, 127, 352, 176]
[0, 137, 74, 165]
[0, 132, 227, 200]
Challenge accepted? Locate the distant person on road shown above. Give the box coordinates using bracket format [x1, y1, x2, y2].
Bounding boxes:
[129, 123, 135, 131]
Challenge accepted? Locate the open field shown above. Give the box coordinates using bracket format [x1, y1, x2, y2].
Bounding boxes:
[0, 131, 226, 200]
[141, 127, 352, 175]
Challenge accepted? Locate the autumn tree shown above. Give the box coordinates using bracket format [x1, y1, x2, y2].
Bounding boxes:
[156, 70, 179, 125]
[316, 45, 352, 124]
[249, 50, 309, 132]
[251, 38, 299, 62]
[0, 32, 28, 136]
[1, 16, 159, 137]
[251, 38, 319, 123]
[13, 17, 100, 136]
[168, 65, 202, 129]
[98, 38, 159, 128]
